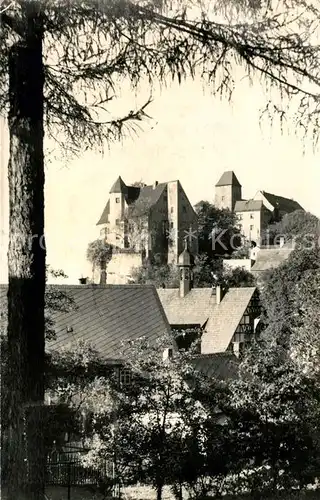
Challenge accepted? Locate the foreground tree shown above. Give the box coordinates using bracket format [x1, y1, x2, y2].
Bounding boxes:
[228, 341, 320, 495]
[261, 245, 320, 344]
[86, 239, 113, 284]
[1, 0, 320, 497]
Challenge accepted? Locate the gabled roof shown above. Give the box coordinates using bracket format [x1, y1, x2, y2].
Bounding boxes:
[133, 183, 167, 216]
[157, 286, 258, 355]
[201, 287, 256, 354]
[234, 200, 263, 212]
[109, 176, 127, 194]
[257, 191, 303, 213]
[215, 171, 241, 187]
[96, 200, 110, 225]
[157, 288, 216, 326]
[190, 353, 240, 381]
[251, 247, 294, 274]
[0, 284, 171, 359]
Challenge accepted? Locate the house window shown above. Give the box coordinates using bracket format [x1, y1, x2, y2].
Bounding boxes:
[250, 225, 254, 231]
[116, 197, 120, 203]
[238, 214, 243, 220]
[170, 207, 174, 213]
[250, 213, 254, 219]
[170, 222, 174, 229]
[221, 196, 225, 201]
[119, 368, 132, 387]
[243, 314, 250, 325]
[162, 221, 168, 234]
[115, 219, 120, 225]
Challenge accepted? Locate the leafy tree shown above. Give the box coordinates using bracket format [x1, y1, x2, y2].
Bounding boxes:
[261, 246, 320, 344]
[79, 336, 229, 500]
[222, 266, 256, 288]
[86, 239, 113, 283]
[2, 1, 320, 496]
[195, 201, 241, 257]
[228, 341, 320, 495]
[130, 262, 180, 287]
[132, 255, 255, 288]
[264, 210, 320, 247]
[290, 269, 320, 376]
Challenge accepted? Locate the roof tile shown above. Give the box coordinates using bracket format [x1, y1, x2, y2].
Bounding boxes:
[0, 284, 171, 359]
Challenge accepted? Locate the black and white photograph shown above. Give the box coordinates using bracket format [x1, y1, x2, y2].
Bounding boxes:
[0, 0, 319, 499]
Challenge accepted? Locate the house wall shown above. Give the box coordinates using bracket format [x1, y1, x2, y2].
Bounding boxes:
[237, 210, 262, 243]
[167, 181, 179, 264]
[149, 188, 169, 263]
[106, 251, 143, 284]
[177, 181, 198, 257]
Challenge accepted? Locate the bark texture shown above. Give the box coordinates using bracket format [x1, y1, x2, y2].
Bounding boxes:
[5, 3, 45, 499]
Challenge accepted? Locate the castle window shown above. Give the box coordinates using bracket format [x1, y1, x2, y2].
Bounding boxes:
[250, 225, 253, 231]
[116, 197, 120, 203]
[115, 219, 120, 225]
[170, 207, 174, 213]
[221, 196, 225, 201]
[250, 213, 254, 219]
[170, 222, 174, 229]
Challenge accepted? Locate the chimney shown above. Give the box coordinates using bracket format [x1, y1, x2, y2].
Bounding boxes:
[216, 285, 223, 305]
[79, 277, 87, 285]
[153, 180, 158, 189]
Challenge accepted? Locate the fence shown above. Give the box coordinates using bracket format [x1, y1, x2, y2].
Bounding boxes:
[46, 446, 112, 487]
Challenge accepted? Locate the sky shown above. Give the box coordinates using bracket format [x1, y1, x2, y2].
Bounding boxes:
[0, 76, 319, 284]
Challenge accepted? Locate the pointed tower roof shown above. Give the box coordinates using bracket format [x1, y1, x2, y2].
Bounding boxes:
[215, 171, 241, 187]
[109, 176, 127, 194]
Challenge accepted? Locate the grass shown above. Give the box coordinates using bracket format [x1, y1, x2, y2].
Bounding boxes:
[1, 485, 320, 500]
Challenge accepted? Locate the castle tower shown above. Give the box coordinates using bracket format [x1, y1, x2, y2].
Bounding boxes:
[108, 176, 127, 246]
[177, 240, 194, 298]
[214, 171, 242, 211]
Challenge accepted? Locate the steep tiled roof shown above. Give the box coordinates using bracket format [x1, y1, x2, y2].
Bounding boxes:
[251, 247, 293, 274]
[201, 287, 256, 354]
[109, 176, 127, 194]
[234, 200, 263, 212]
[259, 191, 303, 213]
[0, 284, 171, 359]
[215, 171, 241, 187]
[133, 183, 167, 216]
[157, 288, 216, 326]
[96, 199, 110, 225]
[190, 353, 239, 380]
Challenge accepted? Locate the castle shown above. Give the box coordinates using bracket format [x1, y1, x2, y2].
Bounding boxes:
[96, 176, 198, 267]
[214, 171, 303, 243]
[95, 172, 303, 284]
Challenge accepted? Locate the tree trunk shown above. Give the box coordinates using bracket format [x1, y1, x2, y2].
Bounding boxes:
[5, 3, 45, 499]
[156, 481, 164, 500]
